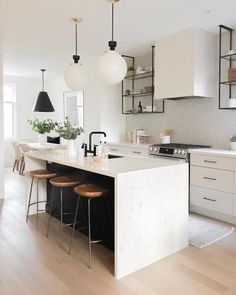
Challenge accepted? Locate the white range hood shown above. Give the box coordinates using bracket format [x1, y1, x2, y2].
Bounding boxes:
[155, 28, 216, 100]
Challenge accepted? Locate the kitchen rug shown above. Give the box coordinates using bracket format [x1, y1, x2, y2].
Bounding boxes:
[189, 213, 234, 248]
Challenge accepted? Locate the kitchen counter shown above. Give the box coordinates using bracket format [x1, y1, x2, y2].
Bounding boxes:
[25, 150, 183, 177]
[189, 148, 236, 158]
[25, 150, 188, 279]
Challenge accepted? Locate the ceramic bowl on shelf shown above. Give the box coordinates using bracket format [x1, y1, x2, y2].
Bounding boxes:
[137, 70, 146, 74]
[226, 49, 236, 55]
[144, 66, 152, 72]
[144, 85, 154, 92]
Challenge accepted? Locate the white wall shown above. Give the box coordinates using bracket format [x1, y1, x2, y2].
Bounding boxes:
[0, 47, 4, 197]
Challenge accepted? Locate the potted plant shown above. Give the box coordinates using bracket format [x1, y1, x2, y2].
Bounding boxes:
[28, 118, 55, 144]
[55, 117, 83, 155]
[230, 136, 236, 151]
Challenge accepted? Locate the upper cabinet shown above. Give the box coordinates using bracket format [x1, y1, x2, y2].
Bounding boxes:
[155, 28, 216, 100]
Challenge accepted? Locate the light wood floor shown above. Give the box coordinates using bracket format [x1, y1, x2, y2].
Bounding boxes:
[1, 169, 236, 294]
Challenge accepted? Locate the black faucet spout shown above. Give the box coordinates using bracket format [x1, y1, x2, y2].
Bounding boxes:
[89, 131, 107, 152]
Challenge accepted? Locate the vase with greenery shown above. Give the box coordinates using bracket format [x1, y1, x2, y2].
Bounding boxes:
[55, 117, 83, 155]
[28, 118, 56, 144]
[230, 136, 236, 151]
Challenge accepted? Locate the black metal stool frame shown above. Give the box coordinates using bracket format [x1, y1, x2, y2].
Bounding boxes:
[26, 176, 48, 230]
[69, 195, 103, 268]
[46, 186, 81, 251]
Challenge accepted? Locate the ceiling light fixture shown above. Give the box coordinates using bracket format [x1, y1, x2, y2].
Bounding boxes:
[33, 69, 55, 112]
[97, 0, 127, 85]
[64, 17, 88, 90]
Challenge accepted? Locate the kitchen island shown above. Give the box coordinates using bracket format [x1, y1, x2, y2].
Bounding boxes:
[25, 150, 188, 279]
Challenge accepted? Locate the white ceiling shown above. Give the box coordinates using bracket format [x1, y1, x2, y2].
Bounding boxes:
[2, 0, 236, 79]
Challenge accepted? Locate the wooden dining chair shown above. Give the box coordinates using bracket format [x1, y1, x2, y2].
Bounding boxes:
[18, 143, 33, 175]
[11, 142, 23, 173]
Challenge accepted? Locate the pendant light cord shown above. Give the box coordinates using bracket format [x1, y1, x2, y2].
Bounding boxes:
[75, 23, 78, 55]
[112, 3, 114, 41]
[41, 69, 46, 91]
[72, 19, 80, 63]
[108, 2, 117, 50]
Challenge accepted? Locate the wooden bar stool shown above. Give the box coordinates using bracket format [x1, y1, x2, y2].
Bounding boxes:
[26, 169, 57, 229]
[70, 183, 108, 268]
[46, 176, 82, 249]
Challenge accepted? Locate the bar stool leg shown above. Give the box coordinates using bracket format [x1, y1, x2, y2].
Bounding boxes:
[26, 177, 34, 222]
[60, 188, 64, 247]
[36, 179, 39, 230]
[68, 195, 80, 254]
[88, 198, 92, 268]
[46, 186, 56, 238]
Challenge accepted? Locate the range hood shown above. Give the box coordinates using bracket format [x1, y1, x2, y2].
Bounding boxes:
[155, 28, 216, 100]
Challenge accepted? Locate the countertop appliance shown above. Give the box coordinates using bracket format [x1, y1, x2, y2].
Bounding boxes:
[149, 143, 210, 161]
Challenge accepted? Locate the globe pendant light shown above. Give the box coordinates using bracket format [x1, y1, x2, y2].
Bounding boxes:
[97, 0, 127, 85]
[33, 69, 55, 112]
[64, 18, 88, 91]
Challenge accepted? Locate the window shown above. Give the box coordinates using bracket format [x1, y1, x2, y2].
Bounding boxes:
[3, 83, 16, 138]
[64, 90, 84, 128]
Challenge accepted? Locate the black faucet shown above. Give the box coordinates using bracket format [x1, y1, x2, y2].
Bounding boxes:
[83, 131, 107, 156]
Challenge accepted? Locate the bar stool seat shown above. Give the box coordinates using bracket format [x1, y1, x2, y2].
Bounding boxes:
[26, 169, 57, 229]
[74, 184, 107, 198]
[70, 183, 109, 268]
[30, 169, 57, 179]
[50, 176, 81, 188]
[47, 175, 82, 250]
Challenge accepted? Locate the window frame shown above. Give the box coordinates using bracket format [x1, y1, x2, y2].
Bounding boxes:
[3, 83, 16, 139]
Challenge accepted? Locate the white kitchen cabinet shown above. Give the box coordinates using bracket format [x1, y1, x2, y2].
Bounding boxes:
[155, 28, 216, 100]
[190, 152, 236, 224]
[107, 143, 149, 158]
[191, 165, 234, 194]
[190, 153, 235, 171]
[190, 185, 234, 216]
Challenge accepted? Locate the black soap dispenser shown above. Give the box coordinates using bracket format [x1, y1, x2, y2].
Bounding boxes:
[138, 101, 142, 113]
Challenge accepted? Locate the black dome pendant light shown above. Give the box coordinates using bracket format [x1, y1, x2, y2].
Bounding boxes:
[33, 69, 55, 112]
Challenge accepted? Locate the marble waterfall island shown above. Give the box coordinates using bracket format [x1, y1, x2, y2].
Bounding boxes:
[25, 150, 189, 279]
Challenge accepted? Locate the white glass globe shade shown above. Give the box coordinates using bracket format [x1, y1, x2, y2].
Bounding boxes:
[97, 50, 127, 85]
[64, 63, 88, 90]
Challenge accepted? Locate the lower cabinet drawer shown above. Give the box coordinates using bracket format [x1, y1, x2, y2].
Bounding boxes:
[108, 145, 128, 154]
[190, 154, 235, 171]
[108, 145, 149, 157]
[190, 165, 234, 193]
[190, 185, 233, 215]
[126, 148, 149, 157]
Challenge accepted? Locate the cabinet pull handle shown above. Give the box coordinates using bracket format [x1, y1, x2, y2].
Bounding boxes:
[110, 148, 118, 151]
[133, 151, 141, 154]
[204, 160, 217, 164]
[203, 197, 216, 202]
[204, 176, 216, 181]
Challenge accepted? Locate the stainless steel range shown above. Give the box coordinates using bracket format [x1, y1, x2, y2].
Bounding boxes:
[149, 143, 210, 161]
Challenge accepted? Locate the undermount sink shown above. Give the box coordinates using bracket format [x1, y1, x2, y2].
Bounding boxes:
[108, 154, 123, 159]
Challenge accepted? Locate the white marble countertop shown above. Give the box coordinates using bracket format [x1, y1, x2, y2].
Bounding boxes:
[27, 142, 67, 151]
[25, 150, 185, 178]
[189, 148, 236, 158]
